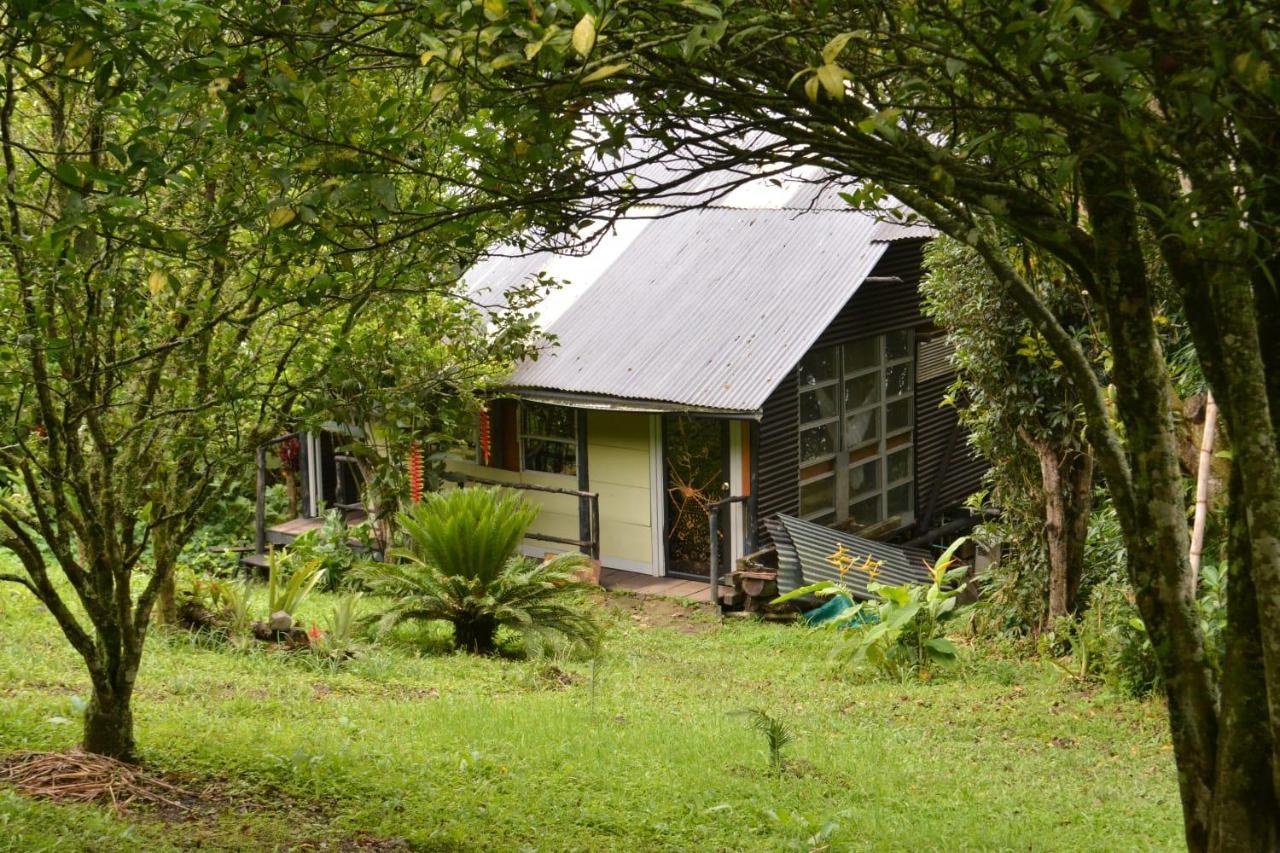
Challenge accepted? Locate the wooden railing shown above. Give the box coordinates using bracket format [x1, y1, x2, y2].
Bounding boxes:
[441, 472, 600, 561]
[707, 494, 754, 607]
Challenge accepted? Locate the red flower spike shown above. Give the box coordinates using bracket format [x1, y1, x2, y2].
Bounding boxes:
[478, 408, 492, 466]
[408, 441, 423, 504]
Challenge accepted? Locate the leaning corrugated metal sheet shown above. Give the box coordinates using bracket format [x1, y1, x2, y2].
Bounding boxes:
[766, 515, 932, 598]
[494, 208, 892, 413]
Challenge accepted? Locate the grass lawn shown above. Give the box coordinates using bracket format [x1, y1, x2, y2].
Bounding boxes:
[0, 561, 1182, 851]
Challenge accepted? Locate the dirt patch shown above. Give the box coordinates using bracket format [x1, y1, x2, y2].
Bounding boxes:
[533, 664, 583, 690]
[593, 591, 719, 634]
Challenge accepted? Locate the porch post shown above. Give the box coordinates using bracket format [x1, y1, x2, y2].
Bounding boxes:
[576, 409, 592, 557]
[709, 506, 721, 606]
[254, 445, 267, 556]
[747, 419, 760, 553]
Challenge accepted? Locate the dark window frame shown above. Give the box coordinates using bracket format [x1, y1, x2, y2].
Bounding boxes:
[519, 401, 578, 476]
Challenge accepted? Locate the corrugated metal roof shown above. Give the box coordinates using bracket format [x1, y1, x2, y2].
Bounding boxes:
[872, 219, 936, 242]
[484, 207, 893, 413]
[766, 514, 932, 597]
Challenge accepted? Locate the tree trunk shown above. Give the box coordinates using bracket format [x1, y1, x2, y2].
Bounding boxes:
[454, 615, 498, 655]
[82, 682, 137, 763]
[1029, 437, 1094, 622]
[1208, 459, 1279, 851]
[1078, 154, 1218, 851]
[152, 524, 180, 626]
[156, 573, 178, 626]
[1189, 394, 1217, 588]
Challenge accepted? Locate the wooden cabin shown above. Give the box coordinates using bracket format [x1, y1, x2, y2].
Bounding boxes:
[446, 178, 986, 591]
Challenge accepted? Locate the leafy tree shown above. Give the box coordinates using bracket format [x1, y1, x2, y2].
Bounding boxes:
[380, 1, 1278, 845]
[284, 285, 545, 553]
[0, 1, 537, 761]
[922, 238, 1104, 628]
[354, 487, 600, 655]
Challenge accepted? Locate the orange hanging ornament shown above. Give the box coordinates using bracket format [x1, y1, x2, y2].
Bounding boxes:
[478, 407, 492, 466]
[408, 441, 423, 504]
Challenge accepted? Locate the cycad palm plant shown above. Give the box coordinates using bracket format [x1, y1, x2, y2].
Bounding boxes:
[355, 487, 600, 655]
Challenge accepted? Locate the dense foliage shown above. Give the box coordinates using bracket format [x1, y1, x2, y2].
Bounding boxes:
[0, 0, 546, 760]
[922, 238, 1106, 629]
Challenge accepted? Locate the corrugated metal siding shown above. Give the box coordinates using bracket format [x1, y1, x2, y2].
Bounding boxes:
[501, 208, 892, 412]
[756, 370, 799, 542]
[766, 515, 932, 597]
[917, 336, 956, 383]
[756, 241, 929, 539]
[913, 375, 988, 525]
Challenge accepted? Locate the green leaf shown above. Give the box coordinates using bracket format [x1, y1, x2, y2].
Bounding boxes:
[803, 74, 820, 103]
[490, 52, 524, 71]
[816, 63, 846, 100]
[55, 161, 81, 187]
[581, 62, 630, 84]
[483, 0, 507, 19]
[430, 81, 452, 103]
[64, 41, 93, 70]
[821, 32, 856, 64]
[268, 207, 296, 229]
[572, 14, 597, 57]
[925, 637, 958, 659]
[147, 269, 168, 296]
[884, 601, 922, 628]
[682, 0, 722, 18]
[1090, 54, 1129, 82]
[772, 580, 840, 604]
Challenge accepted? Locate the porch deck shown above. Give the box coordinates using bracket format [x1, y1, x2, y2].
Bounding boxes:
[598, 567, 730, 604]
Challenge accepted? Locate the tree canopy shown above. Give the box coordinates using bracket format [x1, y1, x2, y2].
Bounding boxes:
[390, 1, 1277, 847]
[0, 0, 544, 761]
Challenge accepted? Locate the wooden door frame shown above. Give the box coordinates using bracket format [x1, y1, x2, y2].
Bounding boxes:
[659, 413, 731, 580]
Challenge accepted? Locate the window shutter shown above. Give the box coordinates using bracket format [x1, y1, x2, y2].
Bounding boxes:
[490, 399, 521, 472]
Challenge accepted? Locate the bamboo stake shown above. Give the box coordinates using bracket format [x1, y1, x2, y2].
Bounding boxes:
[1189, 392, 1217, 588]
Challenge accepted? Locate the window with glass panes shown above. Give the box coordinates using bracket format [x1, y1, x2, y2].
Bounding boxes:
[797, 330, 914, 527]
[520, 402, 577, 475]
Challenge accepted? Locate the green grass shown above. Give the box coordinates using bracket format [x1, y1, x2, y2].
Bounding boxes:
[0, 563, 1182, 851]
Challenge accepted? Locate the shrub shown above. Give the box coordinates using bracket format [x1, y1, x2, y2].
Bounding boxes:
[354, 487, 601, 655]
[1053, 579, 1161, 698]
[209, 579, 254, 636]
[777, 538, 972, 681]
[1050, 565, 1227, 700]
[288, 509, 367, 591]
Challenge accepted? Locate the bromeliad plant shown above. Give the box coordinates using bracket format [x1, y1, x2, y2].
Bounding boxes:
[354, 487, 601, 655]
[777, 538, 973, 681]
[266, 549, 327, 619]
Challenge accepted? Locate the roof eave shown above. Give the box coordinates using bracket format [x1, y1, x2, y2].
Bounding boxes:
[497, 387, 762, 420]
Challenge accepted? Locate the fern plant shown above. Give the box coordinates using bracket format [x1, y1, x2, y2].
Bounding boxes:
[739, 708, 795, 774]
[354, 487, 601, 655]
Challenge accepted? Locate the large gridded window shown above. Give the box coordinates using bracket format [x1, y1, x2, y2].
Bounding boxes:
[520, 402, 577, 475]
[798, 330, 914, 527]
